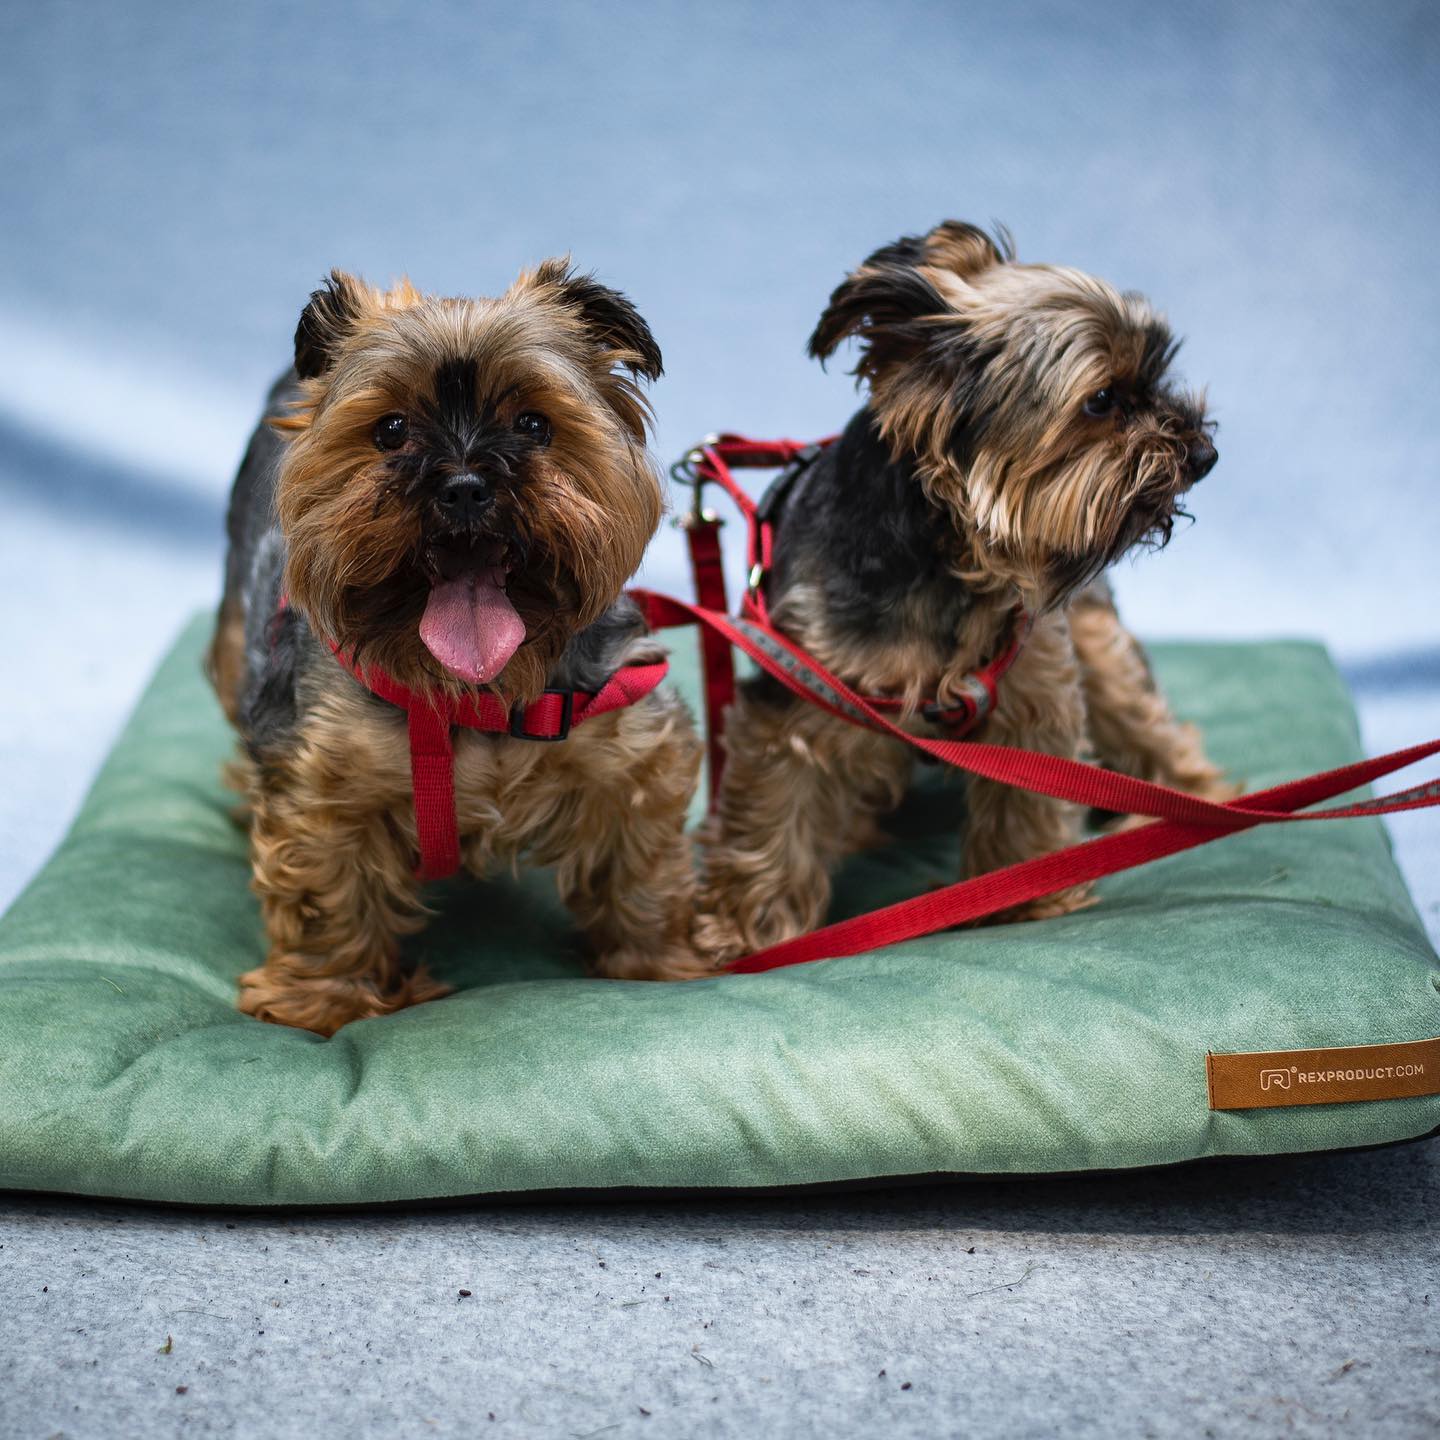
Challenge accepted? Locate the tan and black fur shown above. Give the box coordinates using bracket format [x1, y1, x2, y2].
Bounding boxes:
[210, 262, 706, 1036]
[695, 221, 1236, 963]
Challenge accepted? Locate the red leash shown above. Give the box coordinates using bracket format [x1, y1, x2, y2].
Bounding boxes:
[640, 435, 1440, 974]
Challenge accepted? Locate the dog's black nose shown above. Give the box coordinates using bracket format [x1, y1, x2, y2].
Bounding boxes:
[1187, 437, 1218, 480]
[437, 473, 493, 522]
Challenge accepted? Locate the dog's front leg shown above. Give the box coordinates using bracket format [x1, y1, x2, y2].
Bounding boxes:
[531, 702, 710, 980]
[962, 613, 1095, 923]
[237, 764, 446, 1035]
[1068, 583, 1239, 806]
[694, 687, 913, 964]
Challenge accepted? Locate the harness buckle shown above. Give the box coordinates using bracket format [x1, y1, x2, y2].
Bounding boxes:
[508, 689, 575, 742]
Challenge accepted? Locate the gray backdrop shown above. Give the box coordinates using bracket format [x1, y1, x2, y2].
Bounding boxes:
[5, 0, 1435, 918]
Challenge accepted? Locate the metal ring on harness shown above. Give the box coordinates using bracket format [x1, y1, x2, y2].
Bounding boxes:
[668, 437, 721, 527]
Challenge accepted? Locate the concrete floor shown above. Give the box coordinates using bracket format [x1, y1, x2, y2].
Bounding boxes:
[2, 2, 1439, 1436]
[4, 1142, 1438, 1440]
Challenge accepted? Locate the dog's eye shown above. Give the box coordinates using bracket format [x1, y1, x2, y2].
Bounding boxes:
[513, 412, 552, 445]
[1083, 387, 1116, 418]
[373, 414, 409, 450]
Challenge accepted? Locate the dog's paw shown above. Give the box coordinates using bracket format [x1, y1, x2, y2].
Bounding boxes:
[689, 909, 751, 970]
[692, 883, 824, 969]
[591, 941, 721, 982]
[237, 961, 451, 1035]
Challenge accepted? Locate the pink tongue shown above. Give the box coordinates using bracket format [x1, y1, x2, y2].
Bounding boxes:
[419, 569, 526, 684]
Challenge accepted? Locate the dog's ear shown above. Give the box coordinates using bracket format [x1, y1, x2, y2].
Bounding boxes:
[809, 222, 1011, 381]
[294, 271, 367, 380]
[808, 234, 945, 376]
[921, 220, 1012, 280]
[531, 258, 664, 382]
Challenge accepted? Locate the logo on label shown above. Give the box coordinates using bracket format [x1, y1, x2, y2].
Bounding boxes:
[1208, 1037, 1440, 1110]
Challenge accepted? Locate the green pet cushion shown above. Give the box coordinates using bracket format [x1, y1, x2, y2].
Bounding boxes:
[0, 616, 1436, 1206]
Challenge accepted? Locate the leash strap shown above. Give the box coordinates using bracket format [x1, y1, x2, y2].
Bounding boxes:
[631, 585, 1440, 973]
[727, 761, 1440, 974]
[632, 588, 1440, 829]
[683, 515, 735, 800]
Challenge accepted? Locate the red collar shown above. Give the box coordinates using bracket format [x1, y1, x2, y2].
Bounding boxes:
[326, 640, 667, 744]
[289, 600, 667, 880]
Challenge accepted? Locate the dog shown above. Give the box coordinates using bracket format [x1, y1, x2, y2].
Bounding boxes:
[695, 220, 1236, 963]
[209, 261, 706, 1035]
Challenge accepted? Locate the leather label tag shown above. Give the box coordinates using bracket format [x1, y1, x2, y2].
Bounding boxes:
[1207, 1038, 1440, 1111]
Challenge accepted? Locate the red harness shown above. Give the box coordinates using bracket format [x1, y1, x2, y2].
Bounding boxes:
[660, 433, 1031, 796]
[324, 643, 668, 882]
[306, 432, 1440, 973]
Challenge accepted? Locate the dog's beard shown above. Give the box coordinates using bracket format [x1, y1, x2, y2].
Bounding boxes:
[961, 442, 1194, 609]
[1044, 477, 1192, 602]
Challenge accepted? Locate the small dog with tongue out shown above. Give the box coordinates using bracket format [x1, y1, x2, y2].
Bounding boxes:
[208, 261, 706, 1034]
